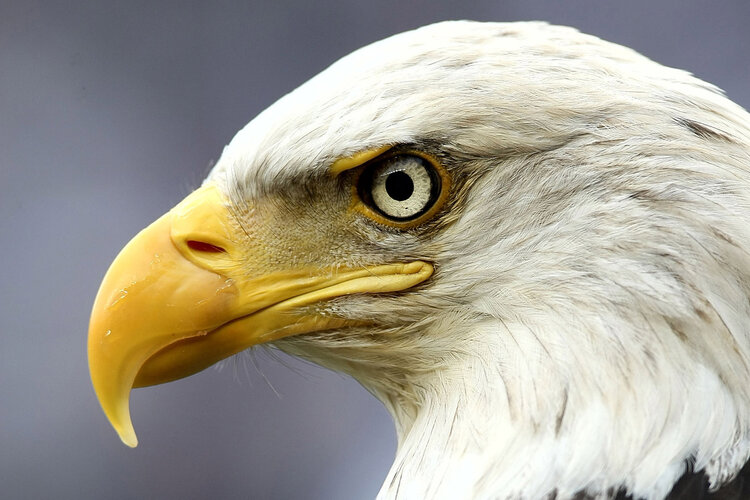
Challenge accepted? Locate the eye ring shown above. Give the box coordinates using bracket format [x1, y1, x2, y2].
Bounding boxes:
[354, 150, 450, 228]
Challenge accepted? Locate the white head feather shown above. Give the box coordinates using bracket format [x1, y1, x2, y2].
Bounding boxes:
[209, 21, 750, 499]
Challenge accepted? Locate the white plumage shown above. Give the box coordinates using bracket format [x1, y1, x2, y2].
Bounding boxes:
[94, 21, 750, 499]
[210, 21, 750, 499]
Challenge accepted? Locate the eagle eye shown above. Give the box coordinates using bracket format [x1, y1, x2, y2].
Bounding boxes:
[357, 153, 447, 226]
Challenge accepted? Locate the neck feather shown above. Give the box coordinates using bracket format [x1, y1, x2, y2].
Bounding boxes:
[365, 315, 750, 500]
[277, 307, 750, 500]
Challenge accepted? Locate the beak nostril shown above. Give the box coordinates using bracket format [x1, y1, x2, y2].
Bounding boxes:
[187, 240, 226, 253]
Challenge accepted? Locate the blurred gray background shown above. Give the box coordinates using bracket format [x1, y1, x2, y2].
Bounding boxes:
[2, 1, 749, 499]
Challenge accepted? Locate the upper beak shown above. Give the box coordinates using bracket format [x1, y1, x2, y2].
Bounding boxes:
[88, 184, 432, 447]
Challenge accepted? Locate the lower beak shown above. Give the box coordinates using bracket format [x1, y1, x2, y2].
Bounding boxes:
[88, 184, 432, 447]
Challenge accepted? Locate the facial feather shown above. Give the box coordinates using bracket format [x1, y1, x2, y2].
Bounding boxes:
[206, 20, 750, 499]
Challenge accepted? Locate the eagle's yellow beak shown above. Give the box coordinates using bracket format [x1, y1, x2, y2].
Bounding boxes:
[88, 184, 432, 448]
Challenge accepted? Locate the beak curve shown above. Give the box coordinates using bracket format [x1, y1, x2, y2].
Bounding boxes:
[87, 184, 433, 447]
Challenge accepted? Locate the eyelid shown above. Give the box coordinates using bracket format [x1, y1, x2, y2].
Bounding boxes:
[350, 149, 451, 229]
[330, 145, 393, 176]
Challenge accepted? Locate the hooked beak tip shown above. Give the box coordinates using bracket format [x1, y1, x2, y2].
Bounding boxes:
[119, 429, 138, 448]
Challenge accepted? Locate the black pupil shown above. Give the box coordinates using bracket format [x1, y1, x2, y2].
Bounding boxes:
[385, 170, 414, 201]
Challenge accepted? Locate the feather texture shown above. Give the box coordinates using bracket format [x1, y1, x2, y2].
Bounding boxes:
[209, 21, 750, 499]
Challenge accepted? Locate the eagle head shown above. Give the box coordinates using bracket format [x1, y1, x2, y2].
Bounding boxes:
[89, 21, 750, 499]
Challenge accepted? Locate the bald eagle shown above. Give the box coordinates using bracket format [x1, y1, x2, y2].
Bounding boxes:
[88, 21, 750, 499]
